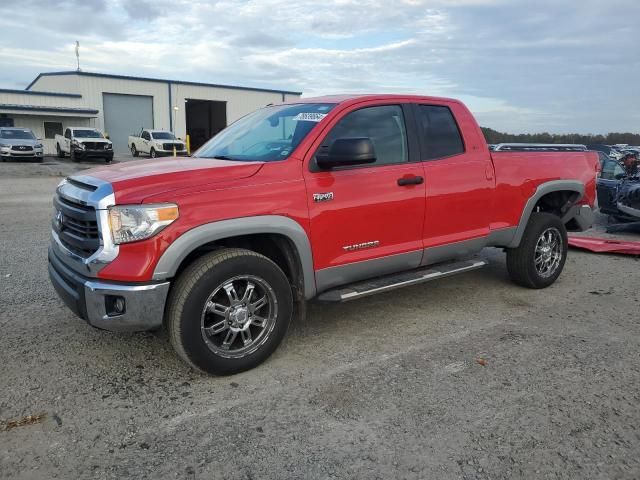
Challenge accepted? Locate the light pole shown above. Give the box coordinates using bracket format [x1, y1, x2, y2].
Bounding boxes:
[172, 106, 179, 156]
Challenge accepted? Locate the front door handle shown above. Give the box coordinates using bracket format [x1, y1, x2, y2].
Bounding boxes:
[397, 176, 424, 186]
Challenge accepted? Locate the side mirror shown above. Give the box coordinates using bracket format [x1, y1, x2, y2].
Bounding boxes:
[104, 133, 110, 139]
[316, 137, 376, 169]
[615, 173, 626, 180]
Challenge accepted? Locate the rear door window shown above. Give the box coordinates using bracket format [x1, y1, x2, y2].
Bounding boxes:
[416, 105, 465, 160]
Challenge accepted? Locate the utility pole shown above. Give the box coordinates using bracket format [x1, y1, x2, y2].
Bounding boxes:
[75, 41, 81, 72]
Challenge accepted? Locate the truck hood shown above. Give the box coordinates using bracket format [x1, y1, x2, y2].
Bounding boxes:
[81, 157, 264, 204]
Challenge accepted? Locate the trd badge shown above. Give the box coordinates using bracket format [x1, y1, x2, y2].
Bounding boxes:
[313, 192, 334, 202]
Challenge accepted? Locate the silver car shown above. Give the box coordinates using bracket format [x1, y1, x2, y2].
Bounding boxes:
[0, 127, 44, 161]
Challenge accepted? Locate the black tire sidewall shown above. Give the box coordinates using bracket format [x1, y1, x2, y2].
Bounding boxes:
[522, 213, 568, 288]
[150, 148, 156, 158]
[176, 254, 293, 375]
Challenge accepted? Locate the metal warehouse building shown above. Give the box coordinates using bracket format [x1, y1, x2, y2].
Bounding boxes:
[0, 71, 302, 154]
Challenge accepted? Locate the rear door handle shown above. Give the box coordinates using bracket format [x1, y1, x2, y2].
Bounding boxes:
[397, 176, 424, 186]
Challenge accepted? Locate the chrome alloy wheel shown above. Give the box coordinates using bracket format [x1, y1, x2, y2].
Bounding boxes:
[534, 227, 563, 278]
[200, 275, 278, 358]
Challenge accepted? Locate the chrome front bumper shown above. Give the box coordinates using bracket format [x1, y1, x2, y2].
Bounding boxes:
[48, 246, 169, 332]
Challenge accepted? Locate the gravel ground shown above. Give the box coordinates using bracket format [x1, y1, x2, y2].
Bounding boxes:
[0, 171, 639, 480]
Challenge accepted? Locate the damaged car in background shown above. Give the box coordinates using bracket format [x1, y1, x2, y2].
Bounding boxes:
[597, 152, 640, 222]
[616, 177, 640, 220]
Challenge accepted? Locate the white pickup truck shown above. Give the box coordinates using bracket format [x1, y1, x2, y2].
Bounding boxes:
[55, 127, 113, 163]
[128, 129, 188, 158]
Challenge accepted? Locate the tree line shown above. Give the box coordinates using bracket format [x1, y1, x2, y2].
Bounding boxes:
[481, 127, 640, 146]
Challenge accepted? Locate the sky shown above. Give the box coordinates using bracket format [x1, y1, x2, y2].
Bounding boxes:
[0, 0, 638, 134]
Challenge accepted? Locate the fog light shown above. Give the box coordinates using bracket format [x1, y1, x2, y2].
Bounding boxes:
[105, 295, 126, 316]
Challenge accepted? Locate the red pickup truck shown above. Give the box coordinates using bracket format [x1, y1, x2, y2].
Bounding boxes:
[49, 94, 598, 374]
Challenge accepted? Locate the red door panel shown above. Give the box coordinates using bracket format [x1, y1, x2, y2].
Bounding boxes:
[422, 157, 493, 247]
[305, 163, 425, 270]
[302, 102, 426, 273]
[413, 102, 495, 249]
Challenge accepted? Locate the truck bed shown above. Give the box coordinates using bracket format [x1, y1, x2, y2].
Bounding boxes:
[489, 150, 599, 229]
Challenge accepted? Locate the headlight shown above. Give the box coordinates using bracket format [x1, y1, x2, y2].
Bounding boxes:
[0, 143, 10, 148]
[72, 140, 85, 149]
[34, 144, 43, 149]
[108, 204, 179, 244]
[105, 143, 113, 149]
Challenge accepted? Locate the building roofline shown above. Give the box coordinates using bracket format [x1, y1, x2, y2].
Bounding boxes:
[0, 88, 82, 98]
[0, 104, 99, 115]
[26, 71, 303, 96]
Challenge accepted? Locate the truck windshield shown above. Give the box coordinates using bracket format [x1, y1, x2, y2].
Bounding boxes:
[74, 130, 103, 138]
[195, 103, 336, 162]
[0, 129, 35, 140]
[151, 132, 176, 140]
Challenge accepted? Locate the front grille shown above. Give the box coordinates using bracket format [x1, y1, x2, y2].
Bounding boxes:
[82, 142, 106, 150]
[163, 143, 184, 151]
[53, 194, 100, 258]
[12, 145, 33, 151]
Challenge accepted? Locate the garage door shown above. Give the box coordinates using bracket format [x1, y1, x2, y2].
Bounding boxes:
[103, 93, 153, 153]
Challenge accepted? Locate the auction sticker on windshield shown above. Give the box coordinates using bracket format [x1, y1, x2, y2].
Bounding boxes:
[292, 113, 327, 122]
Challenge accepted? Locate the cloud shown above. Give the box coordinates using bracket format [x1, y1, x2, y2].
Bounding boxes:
[121, 0, 169, 21]
[0, 0, 638, 133]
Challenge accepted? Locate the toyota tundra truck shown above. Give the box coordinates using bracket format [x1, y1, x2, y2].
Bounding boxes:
[48, 94, 599, 375]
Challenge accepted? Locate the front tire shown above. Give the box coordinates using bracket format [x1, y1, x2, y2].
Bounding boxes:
[167, 248, 293, 375]
[150, 148, 157, 158]
[506, 212, 568, 289]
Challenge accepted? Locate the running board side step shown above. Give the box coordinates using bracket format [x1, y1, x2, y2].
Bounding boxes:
[316, 258, 487, 303]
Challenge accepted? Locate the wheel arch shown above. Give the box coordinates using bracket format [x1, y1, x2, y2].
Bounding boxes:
[509, 180, 584, 248]
[153, 216, 316, 299]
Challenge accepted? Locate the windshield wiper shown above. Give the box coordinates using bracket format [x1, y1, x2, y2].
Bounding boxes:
[210, 155, 238, 161]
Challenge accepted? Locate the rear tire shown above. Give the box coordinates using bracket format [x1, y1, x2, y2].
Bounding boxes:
[167, 248, 293, 375]
[131, 144, 138, 157]
[506, 212, 568, 289]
